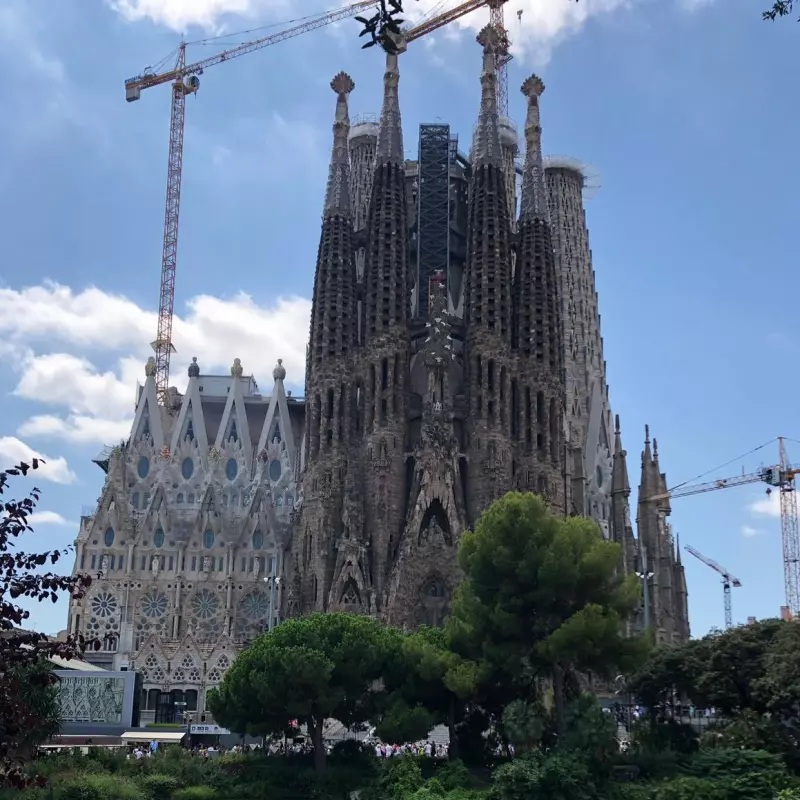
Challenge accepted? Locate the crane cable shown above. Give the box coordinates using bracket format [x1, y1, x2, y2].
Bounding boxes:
[668, 437, 778, 494]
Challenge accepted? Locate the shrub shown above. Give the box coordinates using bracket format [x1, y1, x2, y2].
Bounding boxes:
[491, 752, 596, 800]
[651, 776, 723, 800]
[172, 788, 219, 800]
[375, 756, 424, 800]
[139, 773, 180, 800]
[436, 760, 472, 791]
[59, 774, 145, 800]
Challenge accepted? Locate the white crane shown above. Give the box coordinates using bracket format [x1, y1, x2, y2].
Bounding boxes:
[684, 544, 742, 629]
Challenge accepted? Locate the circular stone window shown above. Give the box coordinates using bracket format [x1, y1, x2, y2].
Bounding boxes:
[181, 457, 194, 480]
[225, 458, 238, 481]
[596, 465, 604, 488]
[137, 455, 150, 479]
[269, 459, 282, 482]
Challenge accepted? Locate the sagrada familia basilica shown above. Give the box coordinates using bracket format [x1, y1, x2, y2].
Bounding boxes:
[65, 29, 688, 724]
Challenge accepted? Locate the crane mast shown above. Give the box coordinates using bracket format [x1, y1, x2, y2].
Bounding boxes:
[684, 544, 741, 629]
[648, 438, 800, 618]
[488, 0, 511, 118]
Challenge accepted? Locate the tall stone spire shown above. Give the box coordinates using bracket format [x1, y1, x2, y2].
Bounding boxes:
[376, 53, 404, 165]
[519, 75, 548, 221]
[323, 72, 354, 217]
[611, 414, 636, 577]
[509, 73, 565, 514]
[464, 27, 515, 519]
[307, 72, 358, 391]
[299, 73, 360, 614]
[361, 50, 411, 605]
[471, 27, 503, 167]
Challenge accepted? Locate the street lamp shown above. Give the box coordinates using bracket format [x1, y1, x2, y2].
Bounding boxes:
[263, 566, 282, 633]
[635, 542, 655, 632]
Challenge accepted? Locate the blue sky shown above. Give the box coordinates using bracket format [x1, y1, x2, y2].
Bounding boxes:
[0, 0, 796, 638]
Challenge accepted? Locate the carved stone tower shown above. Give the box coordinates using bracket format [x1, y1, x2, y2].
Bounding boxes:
[464, 27, 516, 520]
[300, 73, 360, 613]
[636, 426, 690, 644]
[511, 74, 565, 513]
[361, 51, 411, 603]
[544, 158, 613, 528]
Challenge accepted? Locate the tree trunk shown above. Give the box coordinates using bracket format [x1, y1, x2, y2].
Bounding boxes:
[553, 664, 566, 738]
[310, 718, 326, 772]
[447, 698, 459, 761]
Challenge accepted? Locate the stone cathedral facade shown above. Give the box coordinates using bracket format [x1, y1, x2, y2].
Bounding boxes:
[66, 29, 688, 721]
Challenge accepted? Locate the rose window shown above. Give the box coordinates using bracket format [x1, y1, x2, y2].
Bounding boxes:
[191, 590, 220, 619]
[217, 654, 230, 670]
[240, 591, 270, 620]
[208, 668, 222, 683]
[141, 590, 168, 619]
[91, 592, 118, 618]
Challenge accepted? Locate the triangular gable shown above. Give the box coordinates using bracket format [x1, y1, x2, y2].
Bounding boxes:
[215, 375, 252, 466]
[170, 375, 209, 454]
[256, 377, 296, 468]
[131, 374, 165, 450]
[139, 484, 170, 540]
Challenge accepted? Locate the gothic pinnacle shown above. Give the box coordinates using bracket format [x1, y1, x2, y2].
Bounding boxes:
[376, 52, 403, 165]
[471, 26, 502, 167]
[323, 72, 354, 217]
[519, 74, 548, 221]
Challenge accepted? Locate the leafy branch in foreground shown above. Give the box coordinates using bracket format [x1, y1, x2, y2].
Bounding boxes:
[0, 460, 96, 787]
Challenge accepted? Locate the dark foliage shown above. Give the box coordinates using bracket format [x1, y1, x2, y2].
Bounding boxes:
[0, 461, 95, 786]
[763, 0, 796, 19]
[355, 0, 406, 53]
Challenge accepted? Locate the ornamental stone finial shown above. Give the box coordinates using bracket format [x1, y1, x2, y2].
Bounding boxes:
[521, 74, 545, 99]
[145, 356, 156, 377]
[645, 424, 650, 443]
[188, 356, 200, 378]
[331, 71, 355, 96]
[231, 358, 243, 378]
[476, 24, 500, 52]
[273, 359, 286, 381]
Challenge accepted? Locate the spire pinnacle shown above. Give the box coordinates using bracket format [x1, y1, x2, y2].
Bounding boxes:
[519, 74, 548, 221]
[323, 72, 354, 216]
[471, 26, 502, 167]
[376, 52, 403, 165]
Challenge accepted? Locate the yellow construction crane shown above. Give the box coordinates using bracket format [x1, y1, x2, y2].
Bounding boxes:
[125, 0, 505, 407]
[647, 437, 800, 618]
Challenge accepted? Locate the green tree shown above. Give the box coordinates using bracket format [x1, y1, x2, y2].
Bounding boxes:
[377, 626, 479, 758]
[448, 492, 646, 735]
[630, 618, 785, 717]
[208, 612, 394, 771]
[763, 1, 796, 20]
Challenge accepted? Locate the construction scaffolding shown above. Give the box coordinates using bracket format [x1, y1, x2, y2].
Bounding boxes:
[416, 124, 452, 319]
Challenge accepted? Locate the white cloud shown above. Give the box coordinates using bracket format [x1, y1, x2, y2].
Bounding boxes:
[741, 524, 764, 538]
[104, 0, 638, 50]
[107, 0, 287, 32]
[28, 511, 75, 527]
[0, 437, 77, 484]
[750, 491, 780, 518]
[0, 282, 310, 447]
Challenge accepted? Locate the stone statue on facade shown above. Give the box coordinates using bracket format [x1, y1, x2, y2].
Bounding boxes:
[202, 556, 211, 574]
[151, 555, 160, 577]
